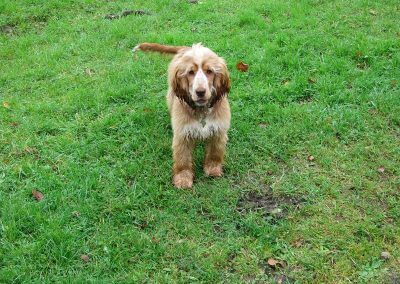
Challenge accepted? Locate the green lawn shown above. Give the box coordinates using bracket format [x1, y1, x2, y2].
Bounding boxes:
[1, 0, 399, 282]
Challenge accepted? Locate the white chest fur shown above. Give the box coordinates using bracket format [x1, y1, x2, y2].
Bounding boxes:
[181, 114, 229, 140]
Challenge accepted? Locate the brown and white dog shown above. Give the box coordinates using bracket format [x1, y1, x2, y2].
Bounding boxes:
[133, 43, 231, 189]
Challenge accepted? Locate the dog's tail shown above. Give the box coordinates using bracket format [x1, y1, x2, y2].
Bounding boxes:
[132, 42, 188, 54]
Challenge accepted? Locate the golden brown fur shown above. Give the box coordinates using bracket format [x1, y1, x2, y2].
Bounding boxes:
[135, 43, 231, 189]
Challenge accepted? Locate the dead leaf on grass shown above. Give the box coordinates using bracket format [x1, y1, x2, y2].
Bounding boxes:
[292, 238, 304, 248]
[267, 258, 286, 268]
[307, 155, 315, 161]
[80, 254, 90, 262]
[32, 190, 44, 201]
[236, 61, 249, 72]
[378, 166, 385, 173]
[3, 101, 10, 109]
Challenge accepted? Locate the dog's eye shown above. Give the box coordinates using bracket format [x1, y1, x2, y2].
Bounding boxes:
[206, 69, 213, 75]
[188, 70, 195, 75]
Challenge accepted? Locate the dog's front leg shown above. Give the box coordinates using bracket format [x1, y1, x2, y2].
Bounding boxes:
[204, 133, 227, 177]
[172, 136, 195, 189]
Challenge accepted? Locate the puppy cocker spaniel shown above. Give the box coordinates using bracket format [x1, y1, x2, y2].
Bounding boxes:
[134, 43, 231, 189]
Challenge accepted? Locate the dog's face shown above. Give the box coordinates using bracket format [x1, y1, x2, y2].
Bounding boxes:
[169, 44, 230, 107]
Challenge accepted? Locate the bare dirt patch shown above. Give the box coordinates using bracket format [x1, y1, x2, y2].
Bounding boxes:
[237, 190, 306, 222]
[104, 10, 151, 20]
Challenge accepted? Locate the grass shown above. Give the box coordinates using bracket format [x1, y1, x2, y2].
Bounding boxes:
[1, 0, 399, 282]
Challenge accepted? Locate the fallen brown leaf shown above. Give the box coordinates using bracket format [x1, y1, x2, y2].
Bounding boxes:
[80, 254, 90, 262]
[267, 258, 285, 268]
[267, 170, 273, 175]
[32, 190, 44, 201]
[378, 166, 385, 173]
[236, 61, 249, 72]
[307, 155, 315, 161]
[9, 122, 18, 127]
[267, 258, 278, 266]
[292, 238, 304, 248]
[3, 101, 10, 108]
[259, 122, 268, 128]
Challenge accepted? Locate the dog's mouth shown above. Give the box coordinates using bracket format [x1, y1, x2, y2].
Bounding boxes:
[195, 99, 208, 106]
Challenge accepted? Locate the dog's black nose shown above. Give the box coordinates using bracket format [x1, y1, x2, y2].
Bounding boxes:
[196, 90, 206, 97]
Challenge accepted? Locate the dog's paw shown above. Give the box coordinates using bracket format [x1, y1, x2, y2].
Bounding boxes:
[204, 164, 223, 177]
[173, 170, 193, 189]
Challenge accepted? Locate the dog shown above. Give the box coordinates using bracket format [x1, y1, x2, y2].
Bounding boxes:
[133, 43, 231, 189]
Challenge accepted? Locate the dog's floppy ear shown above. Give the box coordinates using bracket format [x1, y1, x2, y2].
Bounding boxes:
[169, 58, 188, 99]
[214, 62, 231, 98]
[171, 70, 188, 99]
[169, 64, 196, 108]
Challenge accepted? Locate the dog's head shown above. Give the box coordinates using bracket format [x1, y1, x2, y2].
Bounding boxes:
[169, 43, 230, 107]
